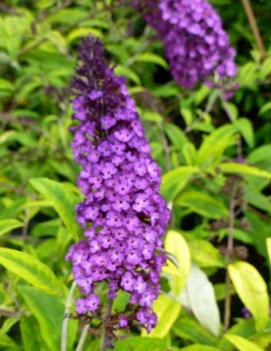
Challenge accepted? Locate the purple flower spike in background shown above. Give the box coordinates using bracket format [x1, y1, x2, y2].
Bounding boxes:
[66, 36, 171, 332]
[134, 0, 237, 97]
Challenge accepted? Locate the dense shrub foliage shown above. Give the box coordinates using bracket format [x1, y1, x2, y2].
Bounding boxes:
[1, 0, 271, 350]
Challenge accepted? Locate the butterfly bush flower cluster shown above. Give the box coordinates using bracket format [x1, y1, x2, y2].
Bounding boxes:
[66, 36, 171, 332]
[134, 0, 237, 96]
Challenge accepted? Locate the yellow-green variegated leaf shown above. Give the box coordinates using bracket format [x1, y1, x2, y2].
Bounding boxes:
[144, 295, 181, 338]
[30, 178, 81, 240]
[180, 345, 221, 351]
[225, 335, 264, 351]
[0, 219, 23, 237]
[228, 261, 269, 330]
[164, 230, 191, 295]
[161, 167, 199, 201]
[0, 248, 61, 295]
[220, 163, 271, 180]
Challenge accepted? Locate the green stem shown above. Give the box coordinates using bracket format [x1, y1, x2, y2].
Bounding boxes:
[224, 185, 237, 331]
[185, 90, 219, 134]
[61, 282, 77, 351]
[75, 324, 90, 351]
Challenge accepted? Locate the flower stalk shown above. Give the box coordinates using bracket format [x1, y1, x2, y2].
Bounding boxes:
[61, 282, 77, 351]
[241, 0, 266, 58]
[224, 184, 237, 331]
[101, 300, 114, 351]
[75, 324, 90, 351]
[66, 36, 171, 335]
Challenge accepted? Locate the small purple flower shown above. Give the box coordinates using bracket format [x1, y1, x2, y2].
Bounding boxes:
[139, 291, 156, 308]
[126, 250, 141, 265]
[119, 315, 129, 328]
[84, 294, 100, 312]
[88, 90, 103, 100]
[76, 298, 87, 314]
[134, 276, 147, 294]
[101, 115, 116, 130]
[121, 272, 135, 292]
[242, 307, 252, 319]
[106, 211, 123, 228]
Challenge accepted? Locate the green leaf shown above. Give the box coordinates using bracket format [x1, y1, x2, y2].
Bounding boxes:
[18, 285, 77, 351]
[0, 334, 18, 348]
[252, 327, 271, 349]
[181, 264, 221, 336]
[261, 57, 271, 78]
[0, 78, 15, 92]
[0, 16, 30, 57]
[214, 283, 235, 302]
[30, 178, 81, 240]
[0, 248, 61, 295]
[153, 83, 180, 98]
[267, 238, 271, 265]
[87, 338, 101, 351]
[234, 118, 254, 148]
[113, 337, 167, 351]
[0, 131, 16, 144]
[45, 30, 67, 53]
[228, 261, 269, 330]
[115, 65, 141, 85]
[179, 345, 221, 351]
[164, 230, 191, 295]
[246, 212, 271, 257]
[259, 101, 271, 116]
[226, 318, 256, 340]
[220, 163, 271, 180]
[238, 62, 257, 88]
[173, 316, 218, 346]
[47, 8, 86, 25]
[247, 144, 271, 163]
[31, 219, 60, 237]
[0, 317, 18, 336]
[197, 125, 236, 167]
[225, 335, 264, 351]
[67, 27, 103, 42]
[145, 295, 181, 338]
[0, 219, 23, 237]
[112, 290, 130, 313]
[161, 167, 200, 201]
[180, 106, 194, 126]
[36, 0, 55, 8]
[182, 143, 198, 166]
[135, 53, 168, 69]
[225, 102, 239, 121]
[219, 228, 254, 245]
[184, 237, 225, 268]
[222, 319, 271, 350]
[141, 110, 163, 123]
[176, 190, 228, 219]
[245, 186, 271, 213]
[164, 123, 189, 153]
[20, 316, 41, 351]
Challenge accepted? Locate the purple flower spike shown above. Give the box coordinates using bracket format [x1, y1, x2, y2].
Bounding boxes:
[66, 36, 171, 332]
[134, 0, 237, 96]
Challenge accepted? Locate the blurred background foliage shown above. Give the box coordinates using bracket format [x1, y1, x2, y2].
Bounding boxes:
[1, 0, 271, 350]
